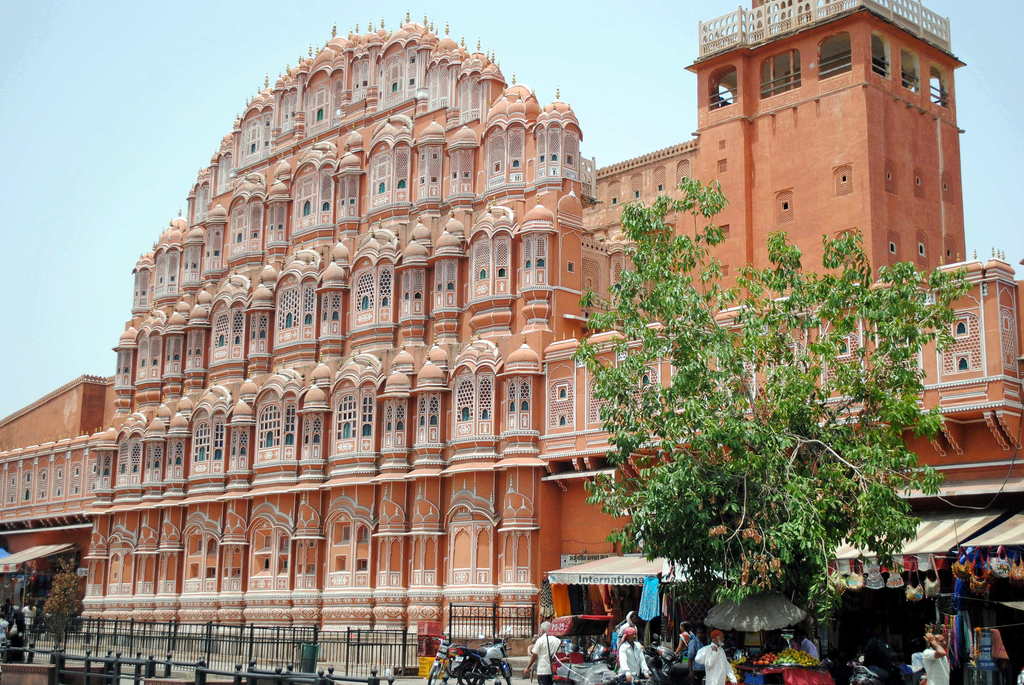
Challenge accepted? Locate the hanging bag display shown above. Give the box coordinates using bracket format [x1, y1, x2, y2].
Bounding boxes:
[886, 568, 906, 589]
[905, 571, 924, 602]
[990, 546, 1011, 579]
[923, 571, 940, 598]
[846, 571, 864, 591]
[970, 550, 991, 596]
[952, 551, 972, 580]
[1009, 555, 1024, 587]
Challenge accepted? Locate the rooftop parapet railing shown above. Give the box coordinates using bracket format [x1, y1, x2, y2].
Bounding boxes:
[698, 0, 951, 59]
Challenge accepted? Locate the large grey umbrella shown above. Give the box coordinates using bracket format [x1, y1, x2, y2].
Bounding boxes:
[704, 593, 806, 632]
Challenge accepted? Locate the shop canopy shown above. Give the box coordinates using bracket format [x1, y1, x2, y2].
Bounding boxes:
[548, 556, 665, 585]
[0, 544, 73, 573]
[961, 514, 1024, 547]
[706, 593, 807, 632]
[835, 512, 1000, 559]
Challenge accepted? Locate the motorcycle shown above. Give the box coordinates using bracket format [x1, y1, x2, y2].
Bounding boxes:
[446, 638, 513, 685]
[426, 636, 454, 685]
[644, 643, 680, 685]
[848, 660, 883, 685]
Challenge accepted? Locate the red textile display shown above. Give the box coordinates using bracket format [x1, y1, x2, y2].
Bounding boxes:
[782, 669, 835, 685]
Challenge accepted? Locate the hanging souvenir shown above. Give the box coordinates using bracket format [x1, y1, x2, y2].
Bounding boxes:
[951, 552, 971, 580]
[917, 554, 934, 572]
[923, 571, 940, 598]
[1009, 555, 1024, 587]
[830, 569, 847, 595]
[846, 571, 864, 591]
[990, 547, 1011, 579]
[905, 575, 924, 602]
[886, 569, 906, 589]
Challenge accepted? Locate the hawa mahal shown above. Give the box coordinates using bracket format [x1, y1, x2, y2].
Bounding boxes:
[0, 1, 1020, 629]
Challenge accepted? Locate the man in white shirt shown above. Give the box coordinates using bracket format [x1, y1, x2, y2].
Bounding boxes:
[698, 630, 737, 685]
[921, 629, 949, 685]
[524, 621, 563, 685]
[618, 626, 652, 682]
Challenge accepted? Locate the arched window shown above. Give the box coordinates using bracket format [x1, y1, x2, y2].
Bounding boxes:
[760, 49, 800, 98]
[211, 309, 229, 363]
[378, 266, 393, 320]
[335, 390, 357, 450]
[217, 153, 233, 195]
[471, 237, 491, 299]
[276, 282, 300, 345]
[521, 235, 548, 287]
[929, 66, 948, 106]
[508, 126, 525, 180]
[361, 392, 374, 438]
[433, 259, 458, 309]
[204, 226, 224, 272]
[415, 393, 442, 445]
[506, 378, 532, 431]
[382, 400, 407, 449]
[301, 414, 323, 460]
[246, 202, 263, 254]
[710, 67, 738, 109]
[192, 420, 210, 463]
[133, 268, 151, 309]
[819, 33, 852, 79]
[453, 371, 496, 439]
[487, 131, 506, 188]
[230, 426, 249, 471]
[194, 183, 210, 223]
[294, 171, 317, 233]
[871, 33, 890, 77]
[900, 49, 920, 92]
[400, 269, 425, 318]
[394, 146, 410, 202]
[257, 403, 281, 455]
[549, 378, 575, 430]
[372, 150, 392, 207]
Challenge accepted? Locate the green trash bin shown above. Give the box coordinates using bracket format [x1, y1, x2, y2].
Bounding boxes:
[300, 642, 319, 673]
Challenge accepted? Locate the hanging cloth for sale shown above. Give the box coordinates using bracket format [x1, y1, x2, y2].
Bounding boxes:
[638, 575, 661, 621]
[552, 583, 571, 617]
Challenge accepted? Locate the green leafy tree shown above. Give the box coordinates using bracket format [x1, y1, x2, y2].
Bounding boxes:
[43, 559, 83, 646]
[575, 179, 967, 615]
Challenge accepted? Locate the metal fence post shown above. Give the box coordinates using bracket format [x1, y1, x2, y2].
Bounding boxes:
[84, 650, 92, 685]
[247, 623, 255, 666]
[129, 617, 136, 654]
[491, 603, 498, 638]
[195, 659, 208, 685]
[205, 621, 213, 665]
[165, 652, 174, 678]
[368, 667, 380, 685]
[345, 626, 351, 672]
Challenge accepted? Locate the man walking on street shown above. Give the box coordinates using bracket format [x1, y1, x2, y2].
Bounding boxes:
[524, 621, 563, 685]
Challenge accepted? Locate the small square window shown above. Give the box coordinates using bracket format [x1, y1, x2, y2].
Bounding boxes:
[634, 190, 640, 199]
[782, 201, 790, 211]
[889, 242, 897, 254]
[918, 243, 926, 256]
[567, 262, 575, 272]
[611, 198, 618, 205]
[718, 158, 728, 173]
[718, 139, 726, 150]
[657, 184, 664, 191]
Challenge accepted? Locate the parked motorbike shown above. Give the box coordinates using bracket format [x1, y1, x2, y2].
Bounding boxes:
[644, 643, 680, 685]
[848, 660, 883, 685]
[446, 638, 513, 685]
[426, 636, 454, 685]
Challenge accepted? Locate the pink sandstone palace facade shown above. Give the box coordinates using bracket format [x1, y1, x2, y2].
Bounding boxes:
[0, 2, 1020, 629]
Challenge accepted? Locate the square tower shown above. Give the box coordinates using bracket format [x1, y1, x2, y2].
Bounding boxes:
[689, 0, 965, 272]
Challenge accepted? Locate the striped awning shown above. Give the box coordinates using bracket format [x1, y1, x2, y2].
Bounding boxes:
[962, 514, 1024, 547]
[548, 555, 664, 585]
[835, 512, 1000, 559]
[0, 544, 74, 573]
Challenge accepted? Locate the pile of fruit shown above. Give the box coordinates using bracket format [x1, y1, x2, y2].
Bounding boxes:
[774, 649, 820, 667]
[753, 653, 777, 666]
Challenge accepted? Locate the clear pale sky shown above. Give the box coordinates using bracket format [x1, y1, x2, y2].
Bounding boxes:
[0, 0, 1019, 420]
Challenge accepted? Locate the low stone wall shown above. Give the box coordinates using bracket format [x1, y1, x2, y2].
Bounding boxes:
[0, 663, 54, 685]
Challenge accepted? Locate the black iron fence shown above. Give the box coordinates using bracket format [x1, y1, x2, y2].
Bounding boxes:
[3, 646, 399, 685]
[447, 603, 535, 639]
[27, 618, 416, 677]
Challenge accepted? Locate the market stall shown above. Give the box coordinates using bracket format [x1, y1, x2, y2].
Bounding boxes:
[0, 543, 76, 609]
[705, 593, 833, 685]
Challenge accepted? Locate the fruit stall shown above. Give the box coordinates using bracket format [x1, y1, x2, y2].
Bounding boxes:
[735, 648, 833, 685]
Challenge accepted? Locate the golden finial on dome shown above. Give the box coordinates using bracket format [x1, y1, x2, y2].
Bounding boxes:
[308, 45, 313, 57]
[555, 87, 561, 99]
[476, 39, 481, 52]
[405, 10, 411, 23]
[380, 17, 385, 29]
[424, 14, 429, 26]
[460, 36, 465, 48]
[368, 19, 374, 31]
[178, 208, 182, 217]
[264, 74, 269, 89]
[331, 24, 337, 38]
[512, 73, 517, 85]
[444, 22, 449, 36]
[355, 23, 360, 33]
